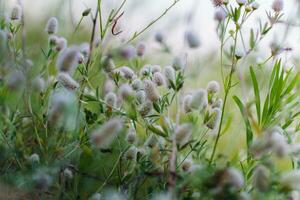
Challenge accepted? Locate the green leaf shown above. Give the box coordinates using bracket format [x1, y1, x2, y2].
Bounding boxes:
[250, 66, 261, 124]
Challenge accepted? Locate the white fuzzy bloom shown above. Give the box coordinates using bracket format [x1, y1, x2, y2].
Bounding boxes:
[120, 45, 136, 59]
[27, 153, 40, 163]
[211, 0, 224, 7]
[140, 65, 152, 76]
[90, 118, 124, 148]
[90, 193, 102, 200]
[223, 167, 244, 189]
[118, 84, 133, 99]
[151, 65, 161, 73]
[146, 134, 158, 148]
[57, 72, 79, 90]
[63, 168, 73, 179]
[206, 108, 221, 129]
[172, 55, 186, 71]
[252, 165, 269, 191]
[139, 100, 153, 116]
[207, 81, 220, 94]
[190, 89, 208, 110]
[6, 70, 25, 91]
[32, 76, 46, 93]
[182, 159, 193, 172]
[212, 98, 223, 108]
[126, 128, 136, 144]
[11, 5, 22, 20]
[137, 42, 146, 57]
[45, 17, 58, 34]
[102, 56, 115, 73]
[186, 31, 200, 48]
[182, 94, 192, 113]
[131, 79, 143, 91]
[153, 72, 165, 86]
[289, 191, 300, 200]
[136, 90, 146, 104]
[120, 66, 136, 80]
[272, 0, 283, 12]
[105, 92, 117, 108]
[55, 37, 67, 51]
[124, 146, 138, 161]
[56, 47, 80, 73]
[269, 128, 289, 158]
[80, 43, 90, 58]
[164, 66, 176, 87]
[49, 35, 58, 46]
[280, 170, 300, 190]
[214, 7, 227, 21]
[144, 80, 160, 102]
[252, 2, 260, 10]
[103, 79, 115, 95]
[174, 124, 192, 146]
[236, 0, 246, 6]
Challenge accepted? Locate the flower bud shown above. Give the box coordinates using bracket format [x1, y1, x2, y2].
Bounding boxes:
[174, 124, 192, 146]
[90, 118, 124, 148]
[57, 72, 79, 90]
[45, 17, 58, 34]
[206, 108, 221, 129]
[144, 80, 160, 102]
[214, 7, 227, 21]
[252, 2, 260, 10]
[49, 35, 58, 46]
[186, 31, 200, 48]
[136, 90, 146, 104]
[182, 94, 192, 113]
[207, 81, 220, 94]
[118, 84, 133, 99]
[120, 45, 136, 59]
[55, 37, 67, 51]
[151, 65, 161, 73]
[11, 5, 22, 20]
[236, 0, 246, 6]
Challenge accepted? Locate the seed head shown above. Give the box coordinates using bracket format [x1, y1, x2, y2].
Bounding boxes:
[56, 47, 81, 73]
[90, 118, 124, 148]
[153, 72, 166, 86]
[27, 153, 40, 163]
[140, 65, 152, 76]
[120, 45, 136, 59]
[57, 72, 79, 90]
[11, 5, 22, 20]
[55, 37, 67, 51]
[185, 31, 200, 48]
[63, 168, 73, 179]
[206, 108, 221, 129]
[45, 17, 58, 34]
[174, 124, 192, 146]
[212, 98, 223, 109]
[222, 167, 244, 189]
[144, 80, 160, 102]
[272, 0, 283, 12]
[105, 92, 117, 108]
[151, 65, 162, 73]
[49, 35, 58, 46]
[190, 89, 208, 110]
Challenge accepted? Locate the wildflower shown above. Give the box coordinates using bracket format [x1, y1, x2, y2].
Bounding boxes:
[63, 168, 73, 179]
[155, 32, 164, 43]
[126, 128, 136, 144]
[172, 55, 186, 71]
[272, 0, 283, 12]
[252, 2, 260, 10]
[222, 167, 244, 189]
[212, 98, 223, 108]
[101, 56, 115, 73]
[137, 42, 146, 57]
[236, 0, 246, 6]
[174, 124, 192, 146]
[120, 66, 136, 80]
[49, 35, 58, 46]
[144, 80, 160, 102]
[182, 159, 193, 172]
[5, 70, 25, 91]
[151, 65, 161, 73]
[280, 170, 300, 190]
[139, 100, 153, 116]
[269, 127, 289, 158]
[56, 46, 80, 73]
[118, 84, 133, 99]
[57, 72, 79, 90]
[182, 94, 192, 113]
[131, 79, 144, 91]
[186, 31, 200, 48]
[146, 134, 158, 148]
[105, 92, 117, 108]
[164, 66, 176, 87]
[45, 17, 58, 34]
[136, 90, 146, 104]
[190, 89, 208, 110]
[32, 76, 46, 92]
[80, 43, 90, 58]
[252, 165, 269, 191]
[206, 108, 221, 129]
[124, 146, 138, 161]
[11, 4, 22, 20]
[153, 72, 165, 86]
[103, 79, 115, 95]
[34, 172, 52, 191]
[140, 65, 152, 76]
[90, 118, 124, 148]
[214, 7, 227, 21]
[90, 193, 102, 200]
[207, 81, 220, 94]
[55, 37, 67, 51]
[211, 0, 224, 7]
[27, 153, 40, 163]
[120, 45, 136, 59]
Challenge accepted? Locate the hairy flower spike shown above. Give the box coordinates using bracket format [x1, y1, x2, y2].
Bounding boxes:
[126, 128, 137, 144]
[120, 66, 136, 80]
[182, 94, 192, 113]
[153, 72, 165, 86]
[136, 90, 146, 104]
[57, 72, 79, 90]
[120, 45, 136, 59]
[253, 165, 269, 191]
[186, 31, 200, 48]
[56, 47, 80, 73]
[124, 146, 138, 161]
[222, 168, 244, 189]
[132, 79, 144, 91]
[206, 107, 221, 129]
[137, 42, 146, 57]
[144, 80, 160, 102]
[55, 37, 67, 51]
[172, 55, 186, 71]
[11, 5, 22, 20]
[45, 17, 59, 34]
[164, 66, 176, 87]
[146, 134, 158, 148]
[214, 7, 227, 21]
[272, 0, 283, 12]
[211, 0, 224, 7]
[105, 92, 117, 108]
[207, 81, 220, 94]
[118, 84, 133, 99]
[90, 118, 123, 148]
[190, 89, 208, 110]
[139, 100, 153, 116]
[174, 124, 192, 146]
